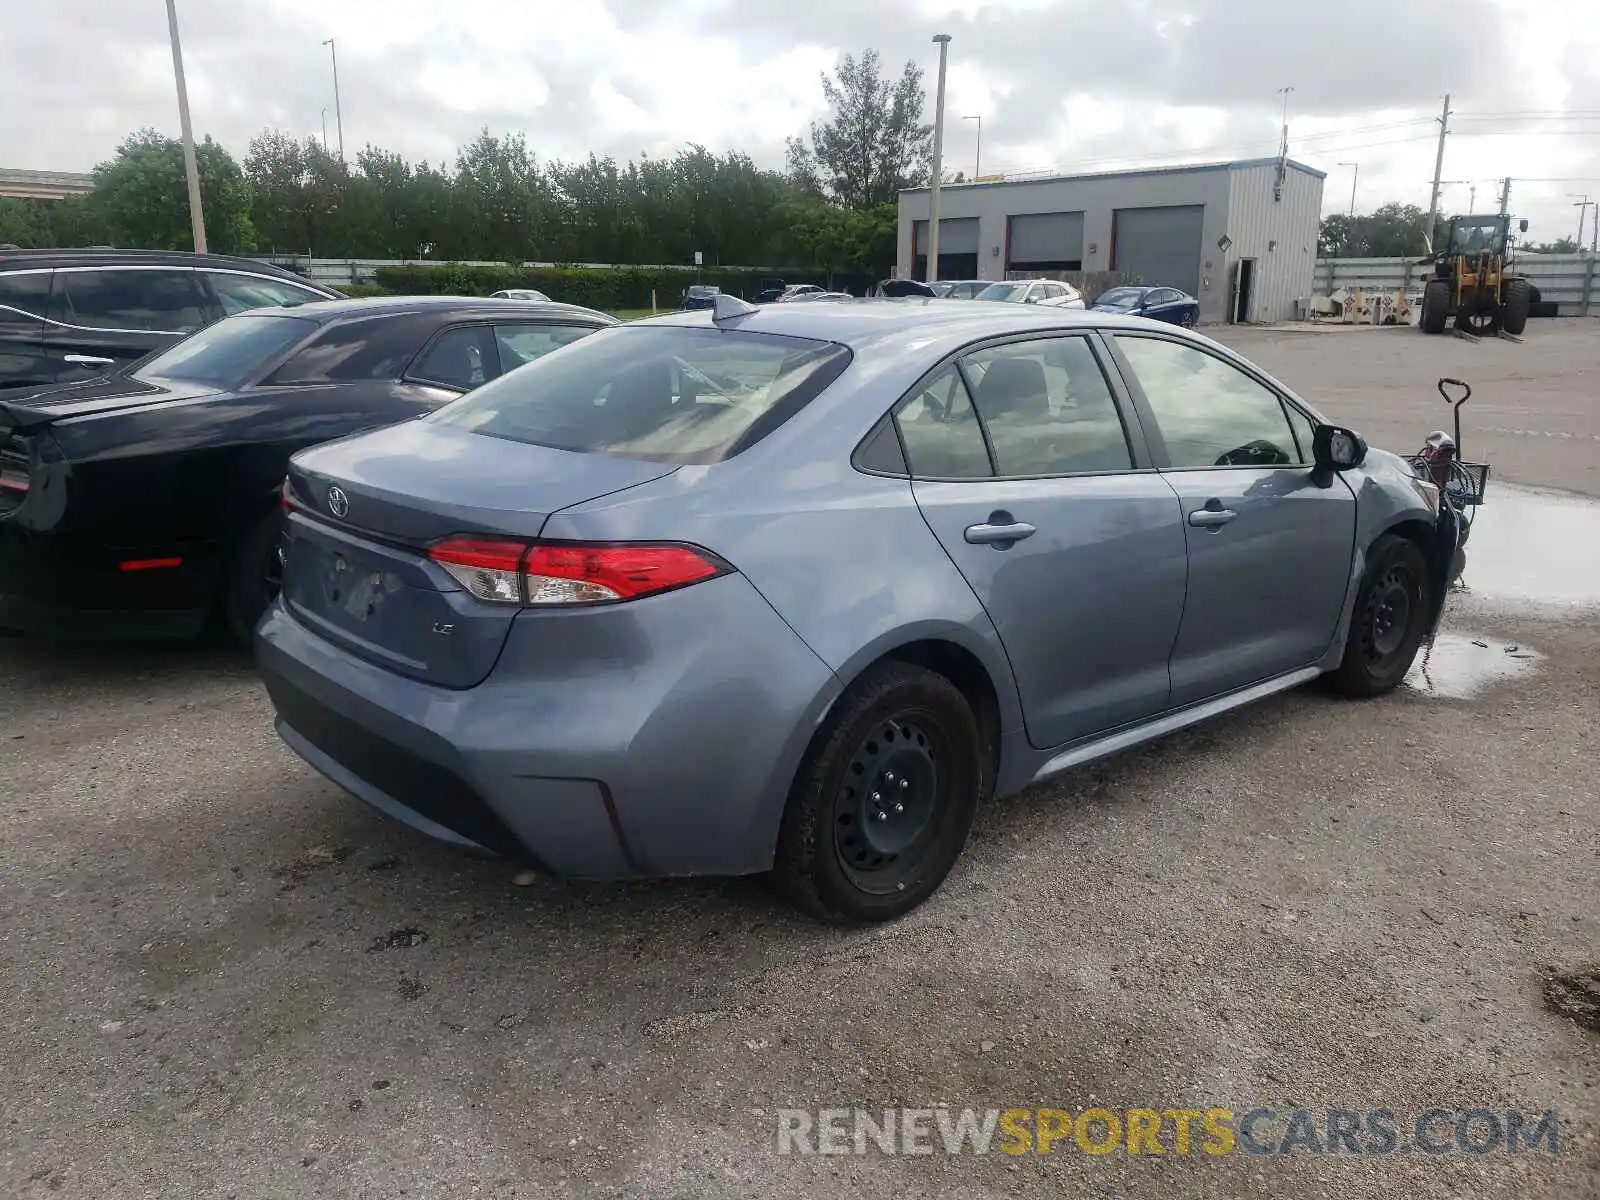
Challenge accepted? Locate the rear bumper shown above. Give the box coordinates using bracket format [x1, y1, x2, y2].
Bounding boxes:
[0, 524, 217, 640]
[255, 572, 842, 880]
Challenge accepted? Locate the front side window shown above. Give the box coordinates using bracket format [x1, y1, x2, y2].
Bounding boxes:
[134, 312, 315, 387]
[207, 271, 324, 315]
[961, 337, 1133, 476]
[1095, 288, 1143, 309]
[429, 326, 852, 464]
[409, 325, 493, 390]
[1114, 335, 1301, 469]
[48, 269, 207, 332]
[494, 323, 595, 372]
[894, 366, 993, 479]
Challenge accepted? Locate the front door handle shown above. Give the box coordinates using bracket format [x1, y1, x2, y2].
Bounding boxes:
[62, 354, 115, 367]
[964, 516, 1037, 546]
[1188, 501, 1238, 529]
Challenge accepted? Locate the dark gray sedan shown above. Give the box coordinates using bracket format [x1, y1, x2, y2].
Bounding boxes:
[1092, 285, 1201, 327]
[258, 297, 1450, 923]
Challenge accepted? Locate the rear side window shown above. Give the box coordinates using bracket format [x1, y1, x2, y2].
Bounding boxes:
[408, 325, 493, 390]
[48, 269, 208, 332]
[429, 326, 852, 464]
[206, 271, 324, 315]
[0, 272, 50, 327]
[894, 366, 993, 479]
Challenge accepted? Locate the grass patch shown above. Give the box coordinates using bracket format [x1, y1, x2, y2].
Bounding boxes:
[609, 307, 663, 321]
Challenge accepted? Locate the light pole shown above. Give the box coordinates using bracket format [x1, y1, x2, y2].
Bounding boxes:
[1337, 161, 1358, 218]
[926, 34, 952, 283]
[1276, 86, 1294, 155]
[164, 0, 207, 253]
[963, 115, 981, 180]
[322, 37, 345, 164]
[321, 107, 329, 152]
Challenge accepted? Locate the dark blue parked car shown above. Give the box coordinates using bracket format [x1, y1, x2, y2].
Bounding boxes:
[681, 285, 722, 311]
[1091, 285, 1199, 327]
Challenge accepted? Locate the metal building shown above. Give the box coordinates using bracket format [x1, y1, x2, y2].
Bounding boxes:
[898, 157, 1326, 324]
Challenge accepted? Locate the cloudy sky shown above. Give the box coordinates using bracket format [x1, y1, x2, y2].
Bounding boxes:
[6, 0, 1600, 242]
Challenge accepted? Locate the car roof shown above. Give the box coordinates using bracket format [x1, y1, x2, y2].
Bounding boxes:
[239, 295, 617, 325]
[632, 296, 1178, 356]
[0, 248, 320, 282]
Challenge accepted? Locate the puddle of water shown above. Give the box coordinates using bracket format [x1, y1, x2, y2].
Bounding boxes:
[1405, 633, 1542, 699]
[1457, 486, 1600, 609]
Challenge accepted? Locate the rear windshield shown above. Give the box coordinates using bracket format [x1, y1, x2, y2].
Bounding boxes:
[1095, 288, 1144, 307]
[134, 312, 315, 387]
[976, 282, 1027, 301]
[427, 325, 852, 464]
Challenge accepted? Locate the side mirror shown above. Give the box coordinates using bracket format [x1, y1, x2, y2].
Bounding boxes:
[1519, 218, 1530, 233]
[1311, 423, 1367, 487]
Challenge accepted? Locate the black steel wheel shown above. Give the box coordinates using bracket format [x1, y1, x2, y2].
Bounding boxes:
[774, 662, 984, 923]
[1456, 294, 1502, 337]
[1325, 534, 1432, 698]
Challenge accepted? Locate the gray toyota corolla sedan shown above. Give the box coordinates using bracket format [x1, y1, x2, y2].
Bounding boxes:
[257, 296, 1448, 923]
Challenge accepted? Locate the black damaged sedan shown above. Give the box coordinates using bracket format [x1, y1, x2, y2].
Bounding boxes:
[0, 296, 615, 642]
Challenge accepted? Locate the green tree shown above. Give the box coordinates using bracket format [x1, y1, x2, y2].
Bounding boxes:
[1526, 236, 1579, 254]
[89, 128, 255, 252]
[787, 49, 932, 209]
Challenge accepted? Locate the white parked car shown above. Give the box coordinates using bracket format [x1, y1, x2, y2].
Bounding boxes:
[975, 279, 1086, 309]
[490, 288, 553, 302]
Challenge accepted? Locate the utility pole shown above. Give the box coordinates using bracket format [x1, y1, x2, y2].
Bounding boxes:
[1570, 195, 1590, 248]
[322, 38, 345, 164]
[963, 114, 982, 180]
[1498, 176, 1511, 217]
[1424, 93, 1451, 254]
[1468, 184, 1476, 213]
[926, 33, 951, 284]
[321, 107, 329, 152]
[1338, 161, 1358, 218]
[164, 0, 207, 253]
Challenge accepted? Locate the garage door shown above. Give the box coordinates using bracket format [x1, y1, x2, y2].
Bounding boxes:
[1007, 212, 1083, 271]
[912, 217, 979, 257]
[1112, 205, 1204, 296]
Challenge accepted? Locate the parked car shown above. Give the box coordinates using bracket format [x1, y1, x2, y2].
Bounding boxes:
[931, 280, 989, 299]
[755, 288, 787, 304]
[257, 298, 1447, 924]
[1091, 285, 1200, 327]
[975, 278, 1086, 308]
[681, 285, 722, 311]
[875, 279, 937, 299]
[490, 288, 553, 302]
[776, 284, 826, 302]
[0, 249, 342, 392]
[0, 296, 616, 643]
[786, 291, 855, 302]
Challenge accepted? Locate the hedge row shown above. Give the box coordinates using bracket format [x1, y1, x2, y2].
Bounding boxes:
[369, 264, 846, 309]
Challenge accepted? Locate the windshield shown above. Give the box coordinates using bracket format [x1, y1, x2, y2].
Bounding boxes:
[428, 326, 852, 464]
[1448, 218, 1505, 254]
[134, 313, 316, 387]
[976, 282, 1028, 302]
[1095, 288, 1145, 308]
[687, 286, 720, 297]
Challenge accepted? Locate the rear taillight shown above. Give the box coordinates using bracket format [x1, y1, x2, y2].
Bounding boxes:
[279, 476, 292, 511]
[427, 537, 725, 606]
[429, 537, 527, 603]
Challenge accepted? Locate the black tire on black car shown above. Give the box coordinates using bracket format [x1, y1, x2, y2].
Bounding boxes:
[773, 662, 983, 924]
[1420, 279, 1450, 334]
[223, 506, 287, 647]
[1324, 534, 1432, 698]
[1501, 278, 1531, 335]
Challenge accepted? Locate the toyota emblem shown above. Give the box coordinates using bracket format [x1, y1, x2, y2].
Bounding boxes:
[327, 486, 349, 519]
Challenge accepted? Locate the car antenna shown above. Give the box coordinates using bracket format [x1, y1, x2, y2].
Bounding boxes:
[711, 294, 759, 325]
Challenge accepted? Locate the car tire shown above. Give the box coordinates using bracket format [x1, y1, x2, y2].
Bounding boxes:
[1501, 278, 1530, 335]
[773, 662, 984, 924]
[1324, 534, 1432, 698]
[223, 506, 286, 648]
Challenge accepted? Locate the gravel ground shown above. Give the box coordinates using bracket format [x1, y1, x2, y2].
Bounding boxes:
[2, 326, 1597, 1200]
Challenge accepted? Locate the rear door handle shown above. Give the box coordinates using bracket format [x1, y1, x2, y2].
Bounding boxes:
[964, 519, 1036, 546]
[62, 354, 115, 367]
[1188, 503, 1238, 529]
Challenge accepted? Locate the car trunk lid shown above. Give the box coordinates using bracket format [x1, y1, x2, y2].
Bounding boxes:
[282, 420, 679, 687]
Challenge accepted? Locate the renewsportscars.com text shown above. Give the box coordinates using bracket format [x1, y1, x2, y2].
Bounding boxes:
[774, 1106, 1561, 1157]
